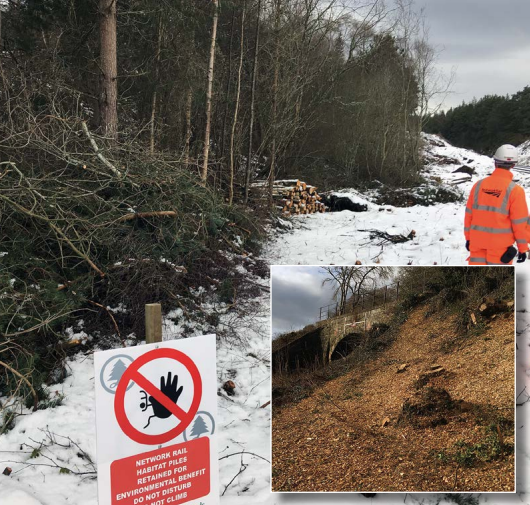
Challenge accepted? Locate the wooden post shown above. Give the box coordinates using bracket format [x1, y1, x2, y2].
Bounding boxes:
[396, 281, 400, 301]
[145, 303, 162, 343]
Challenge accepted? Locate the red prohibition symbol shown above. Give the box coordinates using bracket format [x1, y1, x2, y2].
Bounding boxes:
[114, 347, 202, 445]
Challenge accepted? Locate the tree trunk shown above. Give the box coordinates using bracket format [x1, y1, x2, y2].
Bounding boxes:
[0, 7, 7, 96]
[220, 10, 236, 161]
[244, 0, 261, 204]
[228, 3, 246, 205]
[150, 15, 163, 155]
[184, 88, 193, 167]
[201, 0, 219, 186]
[268, 0, 281, 209]
[99, 0, 118, 139]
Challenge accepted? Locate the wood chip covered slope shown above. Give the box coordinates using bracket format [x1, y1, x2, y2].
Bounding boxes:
[272, 306, 515, 492]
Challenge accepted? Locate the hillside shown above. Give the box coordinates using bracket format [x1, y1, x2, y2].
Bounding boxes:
[272, 296, 515, 492]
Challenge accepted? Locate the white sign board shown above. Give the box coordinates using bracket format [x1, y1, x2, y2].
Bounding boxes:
[94, 335, 219, 505]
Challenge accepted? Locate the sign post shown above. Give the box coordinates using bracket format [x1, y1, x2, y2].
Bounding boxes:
[95, 310, 219, 505]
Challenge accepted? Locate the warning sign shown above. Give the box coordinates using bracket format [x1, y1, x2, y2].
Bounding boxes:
[114, 348, 202, 446]
[94, 335, 219, 505]
[110, 438, 210, 505]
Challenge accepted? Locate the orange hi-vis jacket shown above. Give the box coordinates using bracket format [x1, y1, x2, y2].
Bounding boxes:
[465, 168, 529, 253]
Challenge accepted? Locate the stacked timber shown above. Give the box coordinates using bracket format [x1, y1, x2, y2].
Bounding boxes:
[253, 179, 327, 215]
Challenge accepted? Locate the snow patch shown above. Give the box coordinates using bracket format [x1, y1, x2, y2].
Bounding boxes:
[327, 188, 377, 210]
[3, 489, 44, 505]
[266, 134, 530, 266]
[518, 139, 530, 166]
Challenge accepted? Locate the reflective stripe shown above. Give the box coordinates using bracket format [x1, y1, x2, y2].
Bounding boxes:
[465, 208, 472, 214]
[474, 204, 508, 215]
[501, 181, 516, 210]
[464, 227, 470, 232]
[471, 180, 515, 215]
[470, 257, 486, 263]
[486, 261, 504, 265]
[512, 216, 528, 224]
[470, 225, 512, 234]
[517, 239, 528, 245]
[472, 181, 482, 209]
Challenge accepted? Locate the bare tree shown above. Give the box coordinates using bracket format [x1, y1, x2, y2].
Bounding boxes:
[99, 0, 118, 139]
[268, 0, 282, 209]
[201, 0, 220, 186]
[229, 1, 246, 205]
[221, 9, 236, 161]
[244, 0, 261, 204]
[321, 266, 393, 315]
[150, 15, 164, 154]
[184, 88, 193, 166]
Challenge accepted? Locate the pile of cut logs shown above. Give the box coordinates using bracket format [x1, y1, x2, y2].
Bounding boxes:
[270, 180, 327, 215]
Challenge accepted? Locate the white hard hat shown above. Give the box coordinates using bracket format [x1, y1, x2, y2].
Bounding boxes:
[494, 144, 519, 166]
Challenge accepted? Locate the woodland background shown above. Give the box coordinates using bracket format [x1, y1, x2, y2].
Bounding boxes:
[0, 0, 446, 416]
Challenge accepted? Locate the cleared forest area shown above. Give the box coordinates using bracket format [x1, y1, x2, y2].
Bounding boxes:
[272, 268, 515, 492]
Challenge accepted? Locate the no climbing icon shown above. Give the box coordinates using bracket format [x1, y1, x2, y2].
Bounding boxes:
[114, 347, 203, 445]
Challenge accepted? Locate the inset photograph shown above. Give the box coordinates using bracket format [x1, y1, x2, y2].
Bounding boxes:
[272, 266, 515, 492]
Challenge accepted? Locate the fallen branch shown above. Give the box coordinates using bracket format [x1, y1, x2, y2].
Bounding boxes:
[87, 301, 124, 346]
[1, 309, 84, 338]
[4, 161, 47, 201]
[218, 451, 270, 463]
[451, 177, 472, 186]
[0, 194, 105, 277]
[115, 211, 177, 223]
[360, 229, 416, 246]
[222, 461, 248, 496]
[516, 387, 529, 407]
[222, 235, 246, 255]
[228, 222, 251, 235]
[241, 277, 270, 292]
[0, 359, 38, 411]
[80, 121, 123, 179]
[1, 429, 97, 477]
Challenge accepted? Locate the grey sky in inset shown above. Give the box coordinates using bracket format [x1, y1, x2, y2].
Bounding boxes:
[271, 266, 335, 336]
[416, 0, 530, 109]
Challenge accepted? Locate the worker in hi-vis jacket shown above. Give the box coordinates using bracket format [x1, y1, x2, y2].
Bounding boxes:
[465, 144, 529, 265]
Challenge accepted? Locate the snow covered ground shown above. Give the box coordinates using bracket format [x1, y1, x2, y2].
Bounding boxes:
[266, 134, 530, 266]
[2, 135, 530, 505]
[0, 285, 273, 504]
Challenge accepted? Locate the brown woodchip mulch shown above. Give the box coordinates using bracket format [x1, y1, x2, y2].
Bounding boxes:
[272, 306, 515, 492]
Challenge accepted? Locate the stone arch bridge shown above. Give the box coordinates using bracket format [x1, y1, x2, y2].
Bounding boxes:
[272, 305, 393, 373]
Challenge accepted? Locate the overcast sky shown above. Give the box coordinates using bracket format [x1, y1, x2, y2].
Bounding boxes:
[416, 0, 530, 109]
[271, 266, 336, 336]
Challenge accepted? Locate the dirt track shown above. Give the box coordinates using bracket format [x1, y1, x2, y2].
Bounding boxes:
[272, 305, 515, 492]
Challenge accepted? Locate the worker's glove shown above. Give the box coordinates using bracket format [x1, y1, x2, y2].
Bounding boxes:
[465, 240, 470, 251]
[500, 246, 518, 264]
[517, 252, 527, 263]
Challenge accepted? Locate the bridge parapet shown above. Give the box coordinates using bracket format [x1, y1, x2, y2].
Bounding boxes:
[273, 303, 396, 373]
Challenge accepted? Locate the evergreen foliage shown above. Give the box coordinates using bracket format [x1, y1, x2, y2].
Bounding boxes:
[425, 87, 530, 154]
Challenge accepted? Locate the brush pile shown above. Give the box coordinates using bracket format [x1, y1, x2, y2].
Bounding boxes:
[0, 105, 263, 409]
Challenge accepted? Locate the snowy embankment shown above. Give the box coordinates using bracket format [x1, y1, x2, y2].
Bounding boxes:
[0, 264, 273, 504]
[266, 134, 530, 266]
[2, 134, 530, 505]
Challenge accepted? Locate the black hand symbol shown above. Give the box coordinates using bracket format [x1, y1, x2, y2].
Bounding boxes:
[149, 372, 183, 419]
